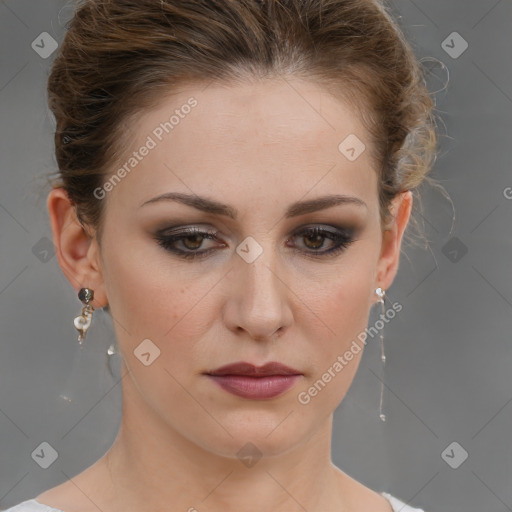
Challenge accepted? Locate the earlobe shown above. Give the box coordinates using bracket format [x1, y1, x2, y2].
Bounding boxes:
[46, 187, 107, 309]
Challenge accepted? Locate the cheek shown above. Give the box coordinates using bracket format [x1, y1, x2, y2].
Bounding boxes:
[100, 236, 181, 344]
[331, 274, 374, 339]
[102, 246, 212, 414]
[101, 235, 219, 374]
[308, 254, 376, 349]
[297, 253, 375, 402]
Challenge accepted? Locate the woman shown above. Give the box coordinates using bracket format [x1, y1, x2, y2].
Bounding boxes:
[7, 0, 440, 510]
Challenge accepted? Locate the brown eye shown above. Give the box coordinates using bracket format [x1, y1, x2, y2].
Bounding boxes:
[154, 227, 222, 260]
[289, 225, 356, 257]
[181, 234, 206, 250]
[303, 230, 325, 250]
[155, 224, 356, 261]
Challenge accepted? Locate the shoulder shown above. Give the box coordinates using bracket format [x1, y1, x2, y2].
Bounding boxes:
[1, 499, 64, 512]
[381, 492, 426, 512]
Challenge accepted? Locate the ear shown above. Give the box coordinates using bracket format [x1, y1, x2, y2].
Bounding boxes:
[47, 187, 108, 309]
[375, 190, 413, 298]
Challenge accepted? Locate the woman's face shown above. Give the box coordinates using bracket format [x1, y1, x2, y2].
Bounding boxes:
[76, 78, 410, 457]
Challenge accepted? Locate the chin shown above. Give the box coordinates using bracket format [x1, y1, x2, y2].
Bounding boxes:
[189, 410, 313, 460]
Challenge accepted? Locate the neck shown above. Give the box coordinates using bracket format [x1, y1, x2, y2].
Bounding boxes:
[100, 370, 352, 512]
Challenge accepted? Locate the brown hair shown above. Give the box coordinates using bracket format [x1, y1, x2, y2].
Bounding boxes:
[46, 0, 449, 248]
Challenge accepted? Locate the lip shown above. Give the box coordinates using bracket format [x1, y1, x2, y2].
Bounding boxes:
[204, 362, 303, 400]
[206, 361, 302, 377]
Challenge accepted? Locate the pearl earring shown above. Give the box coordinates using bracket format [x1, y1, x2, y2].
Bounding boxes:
[73, 288, 95, 345]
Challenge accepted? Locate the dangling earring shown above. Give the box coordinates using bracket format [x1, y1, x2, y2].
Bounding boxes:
[74, 288, 95, 345]
[107, 342, 121, 379]
[375, 287, 386, 422]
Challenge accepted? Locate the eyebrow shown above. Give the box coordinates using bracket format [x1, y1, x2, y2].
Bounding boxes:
[139, 192, 367, 218]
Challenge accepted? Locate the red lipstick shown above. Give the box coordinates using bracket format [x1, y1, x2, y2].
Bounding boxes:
[205, 362, 302, 400]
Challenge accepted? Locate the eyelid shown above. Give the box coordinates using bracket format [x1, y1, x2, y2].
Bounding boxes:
[288, 224, 356, 248]
[157, 221, 356, 236]
[156, 225, 218, 237]
[291, 223, 354, 235]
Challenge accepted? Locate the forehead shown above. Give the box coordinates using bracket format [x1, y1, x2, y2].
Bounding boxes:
[106, 77, 378, 215]
[153, 78, 367, 146]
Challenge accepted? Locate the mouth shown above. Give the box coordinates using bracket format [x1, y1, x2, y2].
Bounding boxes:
[204, 361, 303, 400]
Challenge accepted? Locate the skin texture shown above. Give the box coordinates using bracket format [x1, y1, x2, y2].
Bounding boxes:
[44, 77, 412, 512]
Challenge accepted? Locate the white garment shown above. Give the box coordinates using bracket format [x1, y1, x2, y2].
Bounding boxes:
[381, 492, 426, 511]
[3, 493, 425, 512]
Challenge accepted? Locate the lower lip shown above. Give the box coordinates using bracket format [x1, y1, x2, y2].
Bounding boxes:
[206, 374, 302, 399]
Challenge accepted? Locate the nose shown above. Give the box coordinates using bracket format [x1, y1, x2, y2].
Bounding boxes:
[222, 244, 294, 342]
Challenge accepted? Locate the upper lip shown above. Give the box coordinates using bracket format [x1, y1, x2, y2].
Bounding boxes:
[205, 362, 302, 376]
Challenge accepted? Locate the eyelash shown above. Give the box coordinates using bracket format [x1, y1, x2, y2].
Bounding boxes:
[154, 225, 356, 260]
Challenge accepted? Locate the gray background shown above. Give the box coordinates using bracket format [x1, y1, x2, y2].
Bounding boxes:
[1, 1, 511, 511]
